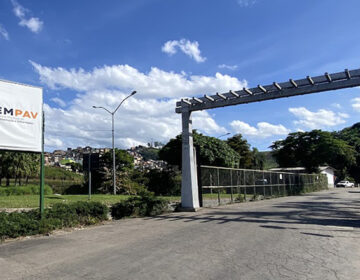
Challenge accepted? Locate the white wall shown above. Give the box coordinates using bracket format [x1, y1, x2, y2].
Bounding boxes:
[321, 168, 335, 188]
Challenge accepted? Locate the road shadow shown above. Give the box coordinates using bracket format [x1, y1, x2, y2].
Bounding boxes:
[300, 232, 334, 238]
[150, 192, 360, 229]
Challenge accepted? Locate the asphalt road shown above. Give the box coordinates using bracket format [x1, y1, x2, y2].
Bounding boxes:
[1, 189, 360, 280]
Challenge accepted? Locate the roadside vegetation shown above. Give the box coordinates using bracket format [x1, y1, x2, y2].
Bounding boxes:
[0, 201, 109, 240]
[0, 192, 170, 241]
[111, 191, 170, 219]
[0, 194, 132, 208]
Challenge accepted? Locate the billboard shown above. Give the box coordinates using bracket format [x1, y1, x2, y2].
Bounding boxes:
[0, 80, 43, 152]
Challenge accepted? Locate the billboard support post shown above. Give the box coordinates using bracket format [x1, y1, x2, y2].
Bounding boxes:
[40, 111, 45, 217]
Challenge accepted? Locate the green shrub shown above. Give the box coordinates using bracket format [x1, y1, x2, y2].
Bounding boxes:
[111, 191, 169, 219]
[44, 201, 109, 227]
[0, 185, 53, 196]
[0, 210, 40, 239]
[0, 201, 109, 241]
[145, 170, 181, 196]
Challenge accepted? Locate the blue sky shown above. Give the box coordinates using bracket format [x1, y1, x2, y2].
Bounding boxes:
[1, 0, 360, 151]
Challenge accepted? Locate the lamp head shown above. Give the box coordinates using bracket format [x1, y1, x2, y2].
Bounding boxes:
[131, 91, 137, 96]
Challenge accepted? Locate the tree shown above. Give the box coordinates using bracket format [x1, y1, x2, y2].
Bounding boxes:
[251, 148, 265, 170]
[0, 151, 39, 186]
[271, 130, 356, 175]
[227, 134, 253, 168]
[100, 149, 134, 171]
[145, 169, 181, 196]
[91, 149, 135, 194]
[159, 131, 240, 168]
[0, 151, 12, 185]
[336, 122, 360, 183]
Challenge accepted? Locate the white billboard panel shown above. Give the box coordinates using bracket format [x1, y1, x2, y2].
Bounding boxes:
[0, 80, 43, 152]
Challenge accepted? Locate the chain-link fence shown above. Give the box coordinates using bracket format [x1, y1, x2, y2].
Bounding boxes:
[199, 165, 328, 207]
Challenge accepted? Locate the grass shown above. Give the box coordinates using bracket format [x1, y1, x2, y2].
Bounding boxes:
[0, 192, 258, 209]
[0, 194, 181, 209]
[0, 194, 128, 208]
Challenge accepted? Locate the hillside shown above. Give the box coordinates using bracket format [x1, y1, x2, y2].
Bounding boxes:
[44, 166, 83, 181]
[133, 146, 160, 161]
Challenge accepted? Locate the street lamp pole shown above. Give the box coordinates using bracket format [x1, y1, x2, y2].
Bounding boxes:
[217, 132, 231, 139]
[93, 90, 136, 195]
[112, 113, 115, 195]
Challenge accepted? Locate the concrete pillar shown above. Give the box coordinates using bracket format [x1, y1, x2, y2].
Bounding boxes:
[181, 110, 200, 210]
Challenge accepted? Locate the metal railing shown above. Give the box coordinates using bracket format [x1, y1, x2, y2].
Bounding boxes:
[199, 165, 328, 207]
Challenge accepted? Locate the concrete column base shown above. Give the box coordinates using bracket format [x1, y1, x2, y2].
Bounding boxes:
[176, 207, 201, 212]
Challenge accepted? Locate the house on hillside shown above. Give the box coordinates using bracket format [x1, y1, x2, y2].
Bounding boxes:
[269, 166, 336, 188]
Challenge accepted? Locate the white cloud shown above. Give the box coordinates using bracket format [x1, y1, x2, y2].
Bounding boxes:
[193, 111, 227, 135]
[289, 107, 349, 130]
[30, 61, 246, 99]
[161, 39, 206, 63]
[338, 112, 350, 119]
[218, 64, 238, 70]
[331, 103, 342, 109]
[30, 62, 244, 150]
[45, 137, 64, 149]
[42, 93, 225, 151]
[237, 0, 257, 7]
[230, 120, 290, 138]
[351, 98, 360, 112]
[19, 17, 43, 33]
[12, 0, 26, 18]
[50, 97, 66, 107]
[0, 24, 9, 40]
[11, 0, 43, 33]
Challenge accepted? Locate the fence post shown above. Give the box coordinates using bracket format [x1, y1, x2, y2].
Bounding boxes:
[196, 146, 203, 207]
[283, 174, 286, 196]
[277, 173, 280, 197]
[244, 170, 247, 201]
[217, 168, 220, 205]
[237, 170, 241, 202]
[253, 170, 256, 200]
[230, 169, 233, 203]
[263, 171, 266, 198]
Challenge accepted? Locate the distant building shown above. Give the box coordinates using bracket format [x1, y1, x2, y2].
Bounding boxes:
[319, 166, 336, 188]
[45, 145, 167, 172]
[269, 166, 336, 188]
[45, 146, 110, 169]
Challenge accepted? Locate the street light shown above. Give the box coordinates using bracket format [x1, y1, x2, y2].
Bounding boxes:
[93, 90, 137, 195]
[217, 132, 231, 139]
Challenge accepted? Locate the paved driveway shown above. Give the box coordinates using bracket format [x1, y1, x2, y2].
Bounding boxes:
[1, 189, 360, 280]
